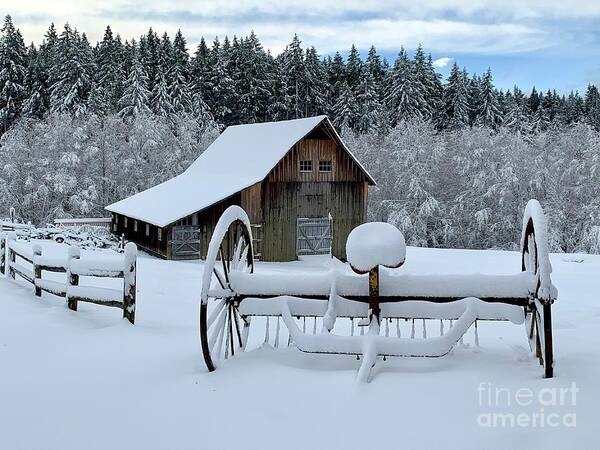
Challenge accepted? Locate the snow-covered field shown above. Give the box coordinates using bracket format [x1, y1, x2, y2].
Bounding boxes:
[1, 242, 598, 450]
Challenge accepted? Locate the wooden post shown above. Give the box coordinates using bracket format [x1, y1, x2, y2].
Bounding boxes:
[543, 301, 554, 378]
[7, 232, 16, 280]
[33, 244, 42, 297]
[368, 265, 380, 325]
[66, 246, 80, 311]
[0, 233, 5, 276]
[123, 242, 137, 324]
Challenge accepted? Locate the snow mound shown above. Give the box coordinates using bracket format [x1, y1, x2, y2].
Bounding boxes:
[346, 222, 406, 272]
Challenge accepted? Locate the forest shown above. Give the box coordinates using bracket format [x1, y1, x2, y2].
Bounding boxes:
[1, 15, 599, 252]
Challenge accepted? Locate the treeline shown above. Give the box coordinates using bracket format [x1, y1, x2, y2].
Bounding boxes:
[1, 14, 600, 135]
[2, 15, 600, 253]
[347, 121, 600, 253]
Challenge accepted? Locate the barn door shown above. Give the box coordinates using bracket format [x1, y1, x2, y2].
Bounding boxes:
[171, 226, 201, 260]
[296, 217, 332, 256]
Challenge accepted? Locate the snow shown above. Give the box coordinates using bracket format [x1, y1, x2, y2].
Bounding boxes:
[0, 245, 598, 449]
[521, 199, 557, 302]
[231, 269, 535, 299]
[105, 116, 375, 227]
[346, 221, 406, 272]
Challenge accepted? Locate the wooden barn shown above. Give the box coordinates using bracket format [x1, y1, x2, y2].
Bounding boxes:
[105, 115, 376, 261]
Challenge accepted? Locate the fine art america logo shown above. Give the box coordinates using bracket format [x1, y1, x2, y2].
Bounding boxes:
[477, 382, 578, 428]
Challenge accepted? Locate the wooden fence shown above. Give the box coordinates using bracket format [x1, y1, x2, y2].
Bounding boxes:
[0, 232, 137, 324]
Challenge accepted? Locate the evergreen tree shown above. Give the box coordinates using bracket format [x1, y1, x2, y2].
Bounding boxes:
[49, 24, 94, 116]
[281, 34, 305, 118]
[118, 47, 151, 118]
[443, 63, 469, 129]
[345, 44, 362, 91]
[304, 46, 328, 117]
[0, 15, 27, 132]
[355, 69, 381, 134]
[22, 43, 48, 118]
[93, 26, 125, 113]
[332, 80, 356, 131]
[584, 84, 600, 129]
[477, 68, 501, 128]
[387, 47, 424, 125]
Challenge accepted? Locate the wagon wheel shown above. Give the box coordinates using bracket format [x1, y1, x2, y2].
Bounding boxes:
[200, 206, 254, 372]
[521, 213, 554, 378]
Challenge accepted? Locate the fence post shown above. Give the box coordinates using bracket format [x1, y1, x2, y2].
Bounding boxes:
[7, 232, 16, 280]
[66, 246, 80, 311]
[123, 242, 137, 324]
[0, 233, 5, 276]
[33, 244, 42, 297]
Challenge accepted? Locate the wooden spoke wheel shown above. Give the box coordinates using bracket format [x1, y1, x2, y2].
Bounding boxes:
[521, 217, 539, 277]
[521, 215, 554, 378]
[200, 207, 254, 372]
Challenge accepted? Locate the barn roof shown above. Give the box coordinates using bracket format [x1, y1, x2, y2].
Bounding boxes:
[105, 115, 376, 227]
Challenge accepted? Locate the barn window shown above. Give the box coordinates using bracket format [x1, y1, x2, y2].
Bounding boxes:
[134, 220, 138, 232]
[319, 160, 332, 172]
[300, 160, 313, 172]
[145, 224, 150, 236]
[158, 228, 163, 241]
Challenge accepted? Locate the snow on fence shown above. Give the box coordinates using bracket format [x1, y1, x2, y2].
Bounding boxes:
[0, 232, 137, 324]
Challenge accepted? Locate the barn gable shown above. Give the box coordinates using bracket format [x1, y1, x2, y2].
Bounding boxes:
[105, 116, 374, 228]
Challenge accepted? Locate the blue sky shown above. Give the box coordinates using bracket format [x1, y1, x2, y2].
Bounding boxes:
[7, 0, 600, 93]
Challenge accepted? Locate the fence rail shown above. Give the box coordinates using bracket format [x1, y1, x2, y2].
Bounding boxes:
[0, 232, 137, 324]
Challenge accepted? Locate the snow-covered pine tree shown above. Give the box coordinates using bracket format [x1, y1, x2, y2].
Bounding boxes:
[503, 86, 530, 135]
[0, 15, 27, 133]
[304, 46, 328, 117]
[443, 63, 469, 129]
[49, 25, 94, 117]
[118, 47, 151, 118]
[332, 80, 356, 132]
[281, 34, 306, 119]
[327, 52, 346, 112]
[476, 68, 501, 129]
[387, 47, 424, 126]
[345, 45, 362, 92]
[355, 69, 380, 134]
[92, 26, 126, 114]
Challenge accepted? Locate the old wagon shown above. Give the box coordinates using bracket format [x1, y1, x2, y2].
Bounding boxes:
[199, 199, 556, 381]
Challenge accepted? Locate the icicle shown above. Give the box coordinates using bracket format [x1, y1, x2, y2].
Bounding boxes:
[440, 319, 444, 336]
[274, 317, 280, 348]
[303, 317, 306, 333]
[396, 318, 401, 338]
[475, 320, 480, 347]
[410, 319, 415, 339]
[263, 317, 270, 345]
[385, 318, 390, 337]
[351, 318, 355, 336]
[312, 317, 317, 334]
[450, 319, 453, 328]
[360, 323, 365, 335]
[422, 319, 427, 339]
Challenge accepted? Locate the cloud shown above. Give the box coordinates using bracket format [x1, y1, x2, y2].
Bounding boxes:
[4, 0, 596, 57]
[432, 57, 452, 68]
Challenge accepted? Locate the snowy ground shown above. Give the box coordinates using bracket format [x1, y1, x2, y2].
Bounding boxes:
[0, 242, 598, 450]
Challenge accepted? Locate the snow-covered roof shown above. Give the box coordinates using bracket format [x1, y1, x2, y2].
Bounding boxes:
[105, 116, 375, 227]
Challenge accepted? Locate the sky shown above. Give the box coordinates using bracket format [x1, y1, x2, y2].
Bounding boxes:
[3, 0, 600, 94]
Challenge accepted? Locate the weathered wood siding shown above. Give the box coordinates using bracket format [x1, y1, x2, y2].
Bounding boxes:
[261, 134, 368, 262]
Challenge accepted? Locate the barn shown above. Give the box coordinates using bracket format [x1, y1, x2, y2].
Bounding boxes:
[105, 115, 376, 261]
